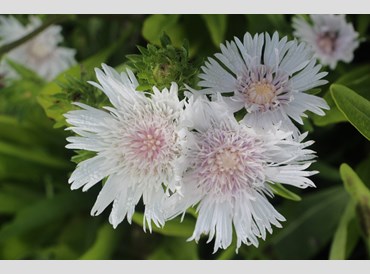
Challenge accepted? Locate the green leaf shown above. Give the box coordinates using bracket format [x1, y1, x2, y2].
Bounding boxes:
[0, 115, 45, 147]
[269, 183, 302, 201]
[201, 15, 228, 47]
[148, 238, 198, 259]
[0, 183, 41, 214]
[142, 15, 185, 47]
[336, 64, 370, 87]
[356, 155, 370, 189]
[329, 200, 360, 259]
[270, 186, 349, 259]
[132, 212, 195, 238]
[79, 224, 119, 259]
[312, 91, 346, 126]
[5, 59, 45, 83]
[216, 241, 237, 260]
[340, 163, 370, 243]
[335, 64, 370, 101]
[0, 154, 60, 183]
[246, 15, 289, 35]
[0, 191, 93, 243]
[357, 15, 370, 36]
[306, 88, 322, 95]
[265, 15, 290, 33]
[330, 84, 370, 141]
[0, 237, 32, 259]
[311, 161, 341, 182]
[35, 244, 79, 260]
[313, 65, 370, 127]
[37, 39, 123, 128]
[0, 140, 70, 169]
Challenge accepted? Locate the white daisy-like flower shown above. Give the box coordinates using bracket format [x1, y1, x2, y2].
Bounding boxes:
[165, 95, 317, 253]
[292, 14, 360, 70]
[65, 64, 187, 231]
[0, 15, 76, 81]
[198, 31, 329, 136]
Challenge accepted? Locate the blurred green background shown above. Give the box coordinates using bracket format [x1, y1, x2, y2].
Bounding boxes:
[0, 14, 370, 260]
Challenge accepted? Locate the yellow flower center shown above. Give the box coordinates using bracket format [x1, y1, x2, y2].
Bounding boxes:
[246, 81, 276, 105]
[214, 148, 242, 175]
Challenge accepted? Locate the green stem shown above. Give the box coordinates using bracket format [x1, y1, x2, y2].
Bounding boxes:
[0, 15, 71, 58]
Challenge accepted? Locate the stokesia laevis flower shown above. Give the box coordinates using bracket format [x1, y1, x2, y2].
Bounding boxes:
[65, 64, 187, 231]
[165, 95, 317, 253]
[0, 15, 76, 81]
[292, 15, 360, 70]
[198, 31, 329, 136]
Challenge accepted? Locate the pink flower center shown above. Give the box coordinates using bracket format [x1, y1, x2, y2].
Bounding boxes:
[317, 32, 337, 55]
[211, 147, 243, 176]
[129, 126, 165, 161]
[191, 127, 266, 197]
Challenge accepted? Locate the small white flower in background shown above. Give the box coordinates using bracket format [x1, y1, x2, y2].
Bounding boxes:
[165, 95, 317, 253]
[65, 64, 187, 231]
[0, 15, 76, 81]
[292, 14, 360, 70]
[198, 31, 329, 136]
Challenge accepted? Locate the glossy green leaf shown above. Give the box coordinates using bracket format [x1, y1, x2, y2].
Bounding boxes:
[313, 65, 370, 127]
[269, 183, 302, 201]
[132, 212, 195, 238]
[336, 64, 370, 86]
[79, 224, 119, 259]
[336, 64, 370, 101]
[331, 84, 370, 141]
[201, 15, 228, 47]
[340, 163, 370, 241]
[329, 200, 359, 259]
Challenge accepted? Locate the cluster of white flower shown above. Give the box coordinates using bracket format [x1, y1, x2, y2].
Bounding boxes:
[65, 31, 332, 253]
[0, 15, 360, 252]
[0, 15, 76, 81]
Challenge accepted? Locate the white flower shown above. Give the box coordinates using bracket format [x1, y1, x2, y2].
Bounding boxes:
[65, 64, 187, 232]
[0, 15, 76, 81]
[292, 14, 360, 70]
[198, 31, 329, 136]
[165, 95, 317, 253]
